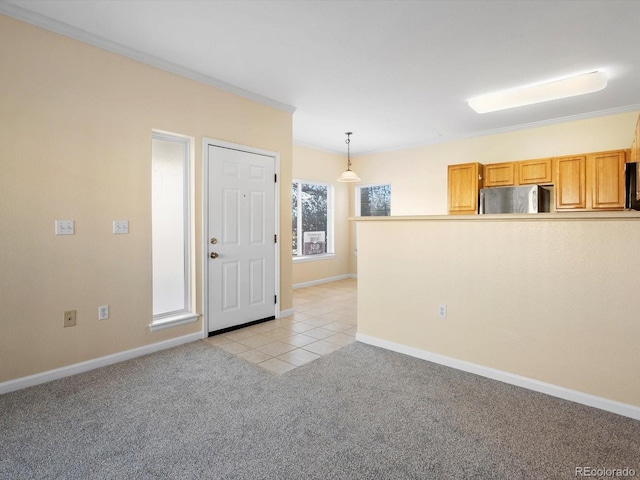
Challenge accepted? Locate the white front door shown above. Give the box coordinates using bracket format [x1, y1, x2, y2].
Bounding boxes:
[206, 143, 276, 333]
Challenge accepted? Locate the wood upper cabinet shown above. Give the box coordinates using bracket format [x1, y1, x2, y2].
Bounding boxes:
[555, 155, 586, 210]
[518, 158, 552, 185]
[631, 114, 640, 164]
[448, 162, 483, 214]
[589, 150, 626, 210]
[447, 148, 626, 215]
[484, 162, 515, 187]
[484, 158, 552, 186]
[554, 150, 626, 211]
[637, 115, 640, 161]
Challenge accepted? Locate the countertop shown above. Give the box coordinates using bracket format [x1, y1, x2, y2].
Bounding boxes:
[350, 211, 640, 222]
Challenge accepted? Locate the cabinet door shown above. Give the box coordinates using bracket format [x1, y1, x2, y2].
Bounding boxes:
[555, 156, 586, 210]
[519, 158, 552, 185]
[632, 115, 640, 163]
[448, 163, 482, 214]
[637, 116, 640, 162]
[484, 162, 515, 187]
[590, 151, 625, 210]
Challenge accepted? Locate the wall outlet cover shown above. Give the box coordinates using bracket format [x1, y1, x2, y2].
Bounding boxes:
[64, 310, 76, 327]
[98, 305, 109, 320]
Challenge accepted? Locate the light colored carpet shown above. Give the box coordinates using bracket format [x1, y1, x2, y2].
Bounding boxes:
[1, 341, 638, 479]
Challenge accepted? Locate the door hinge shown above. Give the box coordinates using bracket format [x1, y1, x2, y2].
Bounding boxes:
[274, 234, 277, 243]
[274, 295, 277, 304]
[274, 173, 277, 182]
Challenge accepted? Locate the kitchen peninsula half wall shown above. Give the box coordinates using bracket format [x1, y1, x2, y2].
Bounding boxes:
[353, 213, 640, 419]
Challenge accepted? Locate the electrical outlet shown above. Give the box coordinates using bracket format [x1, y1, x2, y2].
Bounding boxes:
[64, 310, 76, 327]
[98, 305, 109, 320]
[438, 305, 447, 319]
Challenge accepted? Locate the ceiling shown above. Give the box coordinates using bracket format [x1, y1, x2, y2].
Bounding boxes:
[3, 0, 640, 155]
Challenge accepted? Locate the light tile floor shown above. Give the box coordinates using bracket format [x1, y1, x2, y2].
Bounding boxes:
[204, 278, 357, 374]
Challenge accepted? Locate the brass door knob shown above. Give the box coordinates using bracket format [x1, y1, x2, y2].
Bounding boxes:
[210, 252, 219, 259]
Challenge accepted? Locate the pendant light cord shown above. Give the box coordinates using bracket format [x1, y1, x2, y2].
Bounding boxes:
[345, 132, 352, 170]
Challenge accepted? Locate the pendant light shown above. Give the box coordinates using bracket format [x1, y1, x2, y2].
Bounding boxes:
[337, 132, 361, 182]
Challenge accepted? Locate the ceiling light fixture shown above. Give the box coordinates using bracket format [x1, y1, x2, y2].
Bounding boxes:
[468, 70, 608, 114]
[337, 132, 361, 183]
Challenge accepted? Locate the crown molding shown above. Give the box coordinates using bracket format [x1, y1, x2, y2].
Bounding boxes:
[293, 140, 345, 156]
[0, 2, 296, 114]
[460, 103, 640, 142]
[354, 104, 640, 156]
[299, 104, 640, 158]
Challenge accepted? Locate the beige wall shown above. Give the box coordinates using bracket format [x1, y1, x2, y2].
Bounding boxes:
[352, 112, 639, 216]
[351, 112, 640, 408]
[292, 145, 353, 286]
[357, 215, 640, 408]
[0, 15, 293, 383]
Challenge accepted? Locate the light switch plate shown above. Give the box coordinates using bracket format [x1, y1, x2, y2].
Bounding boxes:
[55, 220, 74, 235]
[113, 220, 129, 234]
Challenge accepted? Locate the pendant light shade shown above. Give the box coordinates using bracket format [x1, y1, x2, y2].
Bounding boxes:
[337, 169, 361, 182]
[337, 132, 360, 183]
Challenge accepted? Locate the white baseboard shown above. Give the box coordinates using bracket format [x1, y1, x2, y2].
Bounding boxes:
[293, 273, 356, 289]
[0, 332, 202, 395]
[279, 308, 294, 318]
[356, 333, 640, 421]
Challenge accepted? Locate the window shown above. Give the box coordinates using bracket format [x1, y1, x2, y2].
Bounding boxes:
[356, 184, 391, 216]
[150, 132, 197, 331]
[292, 180, 334, 259]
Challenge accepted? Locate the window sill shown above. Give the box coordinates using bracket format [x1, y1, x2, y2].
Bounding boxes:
[149, 312, 200, 332]
[293, 253, 336, 264]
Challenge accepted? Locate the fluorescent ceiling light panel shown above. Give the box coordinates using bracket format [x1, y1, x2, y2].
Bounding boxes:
[468, 71, 608, 114]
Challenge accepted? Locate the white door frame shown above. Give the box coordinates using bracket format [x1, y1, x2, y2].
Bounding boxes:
[202, 137, 280, 337]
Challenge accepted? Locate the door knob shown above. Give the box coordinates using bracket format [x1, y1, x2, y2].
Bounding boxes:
[210, 252, 219, 259]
